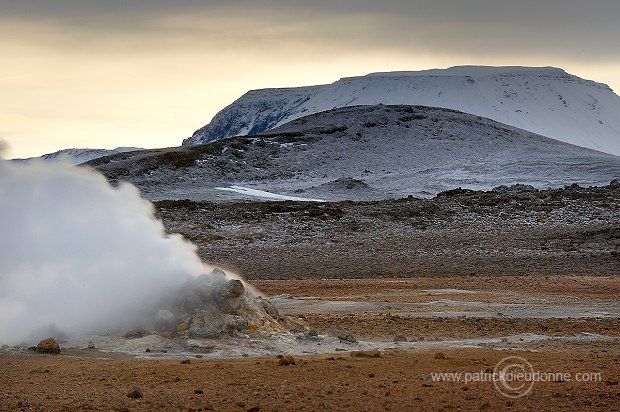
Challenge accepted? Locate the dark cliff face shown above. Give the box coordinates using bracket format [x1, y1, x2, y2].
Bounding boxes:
[183, 87, 321, 146]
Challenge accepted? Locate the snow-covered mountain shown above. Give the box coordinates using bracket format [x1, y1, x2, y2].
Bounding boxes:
[13, 147, 142, 166]
[93, 105, 620, 201]
[183, 66, 620, 156]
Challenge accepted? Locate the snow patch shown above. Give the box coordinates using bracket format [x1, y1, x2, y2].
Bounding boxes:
[215, 185, 325, 202]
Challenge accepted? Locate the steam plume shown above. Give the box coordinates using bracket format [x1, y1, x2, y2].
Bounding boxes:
[0, 155, 220, 345]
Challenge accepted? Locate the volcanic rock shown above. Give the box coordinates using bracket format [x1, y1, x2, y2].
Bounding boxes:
[278, 355, 296, 366]
[36, 338, 60, 354]
[326, 327, 357, 343]
[255, 298, 280, 319]
[127, 387, 143, 399]
[221, 279, 245, 298]
[154, 268, 310, 339]
[187, 310, 241, 339]
[281, 316, 309, 333]
[394, 335, 407, 342]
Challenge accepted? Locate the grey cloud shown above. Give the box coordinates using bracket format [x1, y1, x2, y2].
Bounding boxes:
[1, 0, 618, 59]
[3, 0, 618, 25]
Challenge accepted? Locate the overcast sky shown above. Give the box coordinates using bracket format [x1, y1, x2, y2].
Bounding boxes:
[2, 0, 619, 158]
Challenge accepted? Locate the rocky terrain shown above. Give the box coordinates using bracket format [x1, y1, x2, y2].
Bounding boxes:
[87, 105, 620, 201]
[154, 181, 620, 280]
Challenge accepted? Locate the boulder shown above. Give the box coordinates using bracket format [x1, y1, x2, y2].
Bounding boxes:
[278, 355, 296, 366]
[326, 327, 357, 343]
[221, 279, 245, 299]
[36, 338, 60, 354]
[127, 387, 143, 399]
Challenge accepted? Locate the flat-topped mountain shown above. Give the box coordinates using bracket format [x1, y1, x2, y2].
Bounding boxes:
[184, 66, 620, 156]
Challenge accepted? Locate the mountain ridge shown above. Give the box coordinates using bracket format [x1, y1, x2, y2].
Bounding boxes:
[13, 147, 143, 166]
[183, 66, 620, 156]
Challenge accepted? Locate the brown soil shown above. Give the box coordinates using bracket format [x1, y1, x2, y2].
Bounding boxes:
[2, 343, 619, 411]
[2, 276, 620, 411]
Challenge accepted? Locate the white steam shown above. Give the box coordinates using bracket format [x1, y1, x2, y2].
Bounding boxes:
[0, 157, 219, 345]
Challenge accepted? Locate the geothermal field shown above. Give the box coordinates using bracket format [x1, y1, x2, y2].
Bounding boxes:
[2, 66, 620, 412]
[1, 152, 619, 411]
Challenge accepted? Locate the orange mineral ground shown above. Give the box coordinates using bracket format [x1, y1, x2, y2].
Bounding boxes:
[2, 276, 619, 411]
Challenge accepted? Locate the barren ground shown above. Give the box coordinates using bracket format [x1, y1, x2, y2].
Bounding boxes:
[2, 276, 620, 411]
[2, 185, 618, 411]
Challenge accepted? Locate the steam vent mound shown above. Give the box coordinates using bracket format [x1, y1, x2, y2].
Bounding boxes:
[156, 269, 307, 339]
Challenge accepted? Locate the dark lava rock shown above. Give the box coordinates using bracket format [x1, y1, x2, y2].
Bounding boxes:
[492, 184, 537, 193]
[394, 335, 408, 342]
[437, 187, 476, 197]
[321, 177, 371, 191]
[127, 387, 143, 399]
[434, 352, 446, 360]
[36, 338, 60, 354]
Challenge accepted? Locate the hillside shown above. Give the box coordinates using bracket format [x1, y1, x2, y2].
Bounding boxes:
[183, 66, 620, 156]
[89, 105, 620, 201]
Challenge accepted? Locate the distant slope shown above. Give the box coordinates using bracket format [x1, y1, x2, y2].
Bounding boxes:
[14, 147, 142, 166]
[184, 66, 620, 156]
[91, 105, 620, 201]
